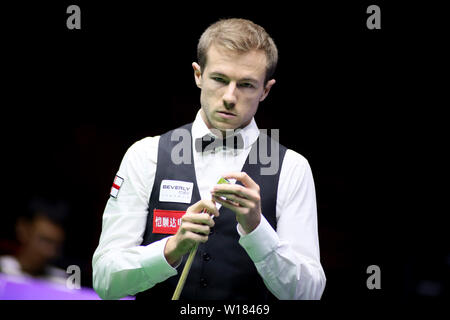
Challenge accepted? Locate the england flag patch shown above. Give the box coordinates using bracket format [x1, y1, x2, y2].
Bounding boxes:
[110, 175, 124, 198]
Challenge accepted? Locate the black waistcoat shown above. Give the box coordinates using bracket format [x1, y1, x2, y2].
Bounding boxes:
[137, 123, 286, 300]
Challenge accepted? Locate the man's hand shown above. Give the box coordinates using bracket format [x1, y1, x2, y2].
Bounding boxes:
[164, 200, 219, 266]
[210, 172, 262, 234]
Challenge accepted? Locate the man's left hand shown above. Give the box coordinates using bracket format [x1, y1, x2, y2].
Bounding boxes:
[210, 172, 261, 234]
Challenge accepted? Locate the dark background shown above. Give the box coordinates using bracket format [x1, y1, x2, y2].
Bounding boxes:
[1, 0, 448, 302]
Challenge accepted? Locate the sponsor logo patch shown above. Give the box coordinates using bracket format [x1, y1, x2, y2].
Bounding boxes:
[152, 209, 185, 234]
[159, 180, 194, 203]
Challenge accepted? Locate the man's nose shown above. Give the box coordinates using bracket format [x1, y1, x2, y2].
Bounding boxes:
[223, 82, 237, 109]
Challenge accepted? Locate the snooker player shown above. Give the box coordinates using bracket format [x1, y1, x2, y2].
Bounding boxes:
[92, 18, 326, 300]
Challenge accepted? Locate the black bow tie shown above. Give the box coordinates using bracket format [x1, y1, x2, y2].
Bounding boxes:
[195, 133, 244, 153]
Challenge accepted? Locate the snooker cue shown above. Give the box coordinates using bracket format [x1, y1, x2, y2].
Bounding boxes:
[171, 209, 205, 300]
[172, 178, 229, 300]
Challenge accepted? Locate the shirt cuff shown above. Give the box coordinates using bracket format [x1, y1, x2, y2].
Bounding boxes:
[238, 214, 279, 263]
[139, 237, 178, 281]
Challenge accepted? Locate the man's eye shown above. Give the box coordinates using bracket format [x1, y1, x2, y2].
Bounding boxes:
[212, 77, 227, 83]
[238, 83, 254, 88]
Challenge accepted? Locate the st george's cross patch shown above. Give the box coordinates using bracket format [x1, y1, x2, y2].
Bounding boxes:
[110, 175, 124, 198]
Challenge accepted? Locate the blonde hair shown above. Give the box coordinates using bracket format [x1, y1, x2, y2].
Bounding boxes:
[197, 18, 278, 84]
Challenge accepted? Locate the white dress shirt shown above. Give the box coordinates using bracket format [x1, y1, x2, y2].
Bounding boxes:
[0, 255, 67, 285]
[92, 110, 326, 300]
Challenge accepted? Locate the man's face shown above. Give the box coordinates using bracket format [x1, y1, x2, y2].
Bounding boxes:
[17, 216, 65, 272]
[193, 44, 275, 133]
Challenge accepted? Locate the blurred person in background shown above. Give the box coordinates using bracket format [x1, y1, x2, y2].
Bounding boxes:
[0, 197, 69, 285]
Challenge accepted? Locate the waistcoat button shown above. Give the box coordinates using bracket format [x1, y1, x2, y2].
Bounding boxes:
[200, 278, 208, 287]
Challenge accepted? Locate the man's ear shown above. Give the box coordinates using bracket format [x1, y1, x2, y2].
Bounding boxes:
[260, 79, 276, 102]
[192, 62, 202, 88]
[16, 217, 30, 244]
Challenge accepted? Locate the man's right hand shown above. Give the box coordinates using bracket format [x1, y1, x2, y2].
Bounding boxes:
[164, 199, 219, 266]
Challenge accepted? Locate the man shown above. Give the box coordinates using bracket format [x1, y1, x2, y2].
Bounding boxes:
[92, 18, 325, 300]
[0, 197, 68, 285]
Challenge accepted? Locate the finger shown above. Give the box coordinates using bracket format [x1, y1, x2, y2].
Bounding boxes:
[182, 213, 215, 227]
[212, 192, 254, 208]
[211, 184, 260, 202]
[187, 232, 209, 244]
[180, 221, 211, 235]
[212, 195, 246, 215]
[180, 231, 209, 245]
[222, 172, 259, 190]
[187, 199, 220, 217]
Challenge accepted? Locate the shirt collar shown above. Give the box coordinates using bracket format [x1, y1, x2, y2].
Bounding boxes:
[191, 109, 260, 150]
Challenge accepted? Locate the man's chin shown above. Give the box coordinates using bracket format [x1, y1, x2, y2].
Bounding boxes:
[211, 120, 239, 132]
